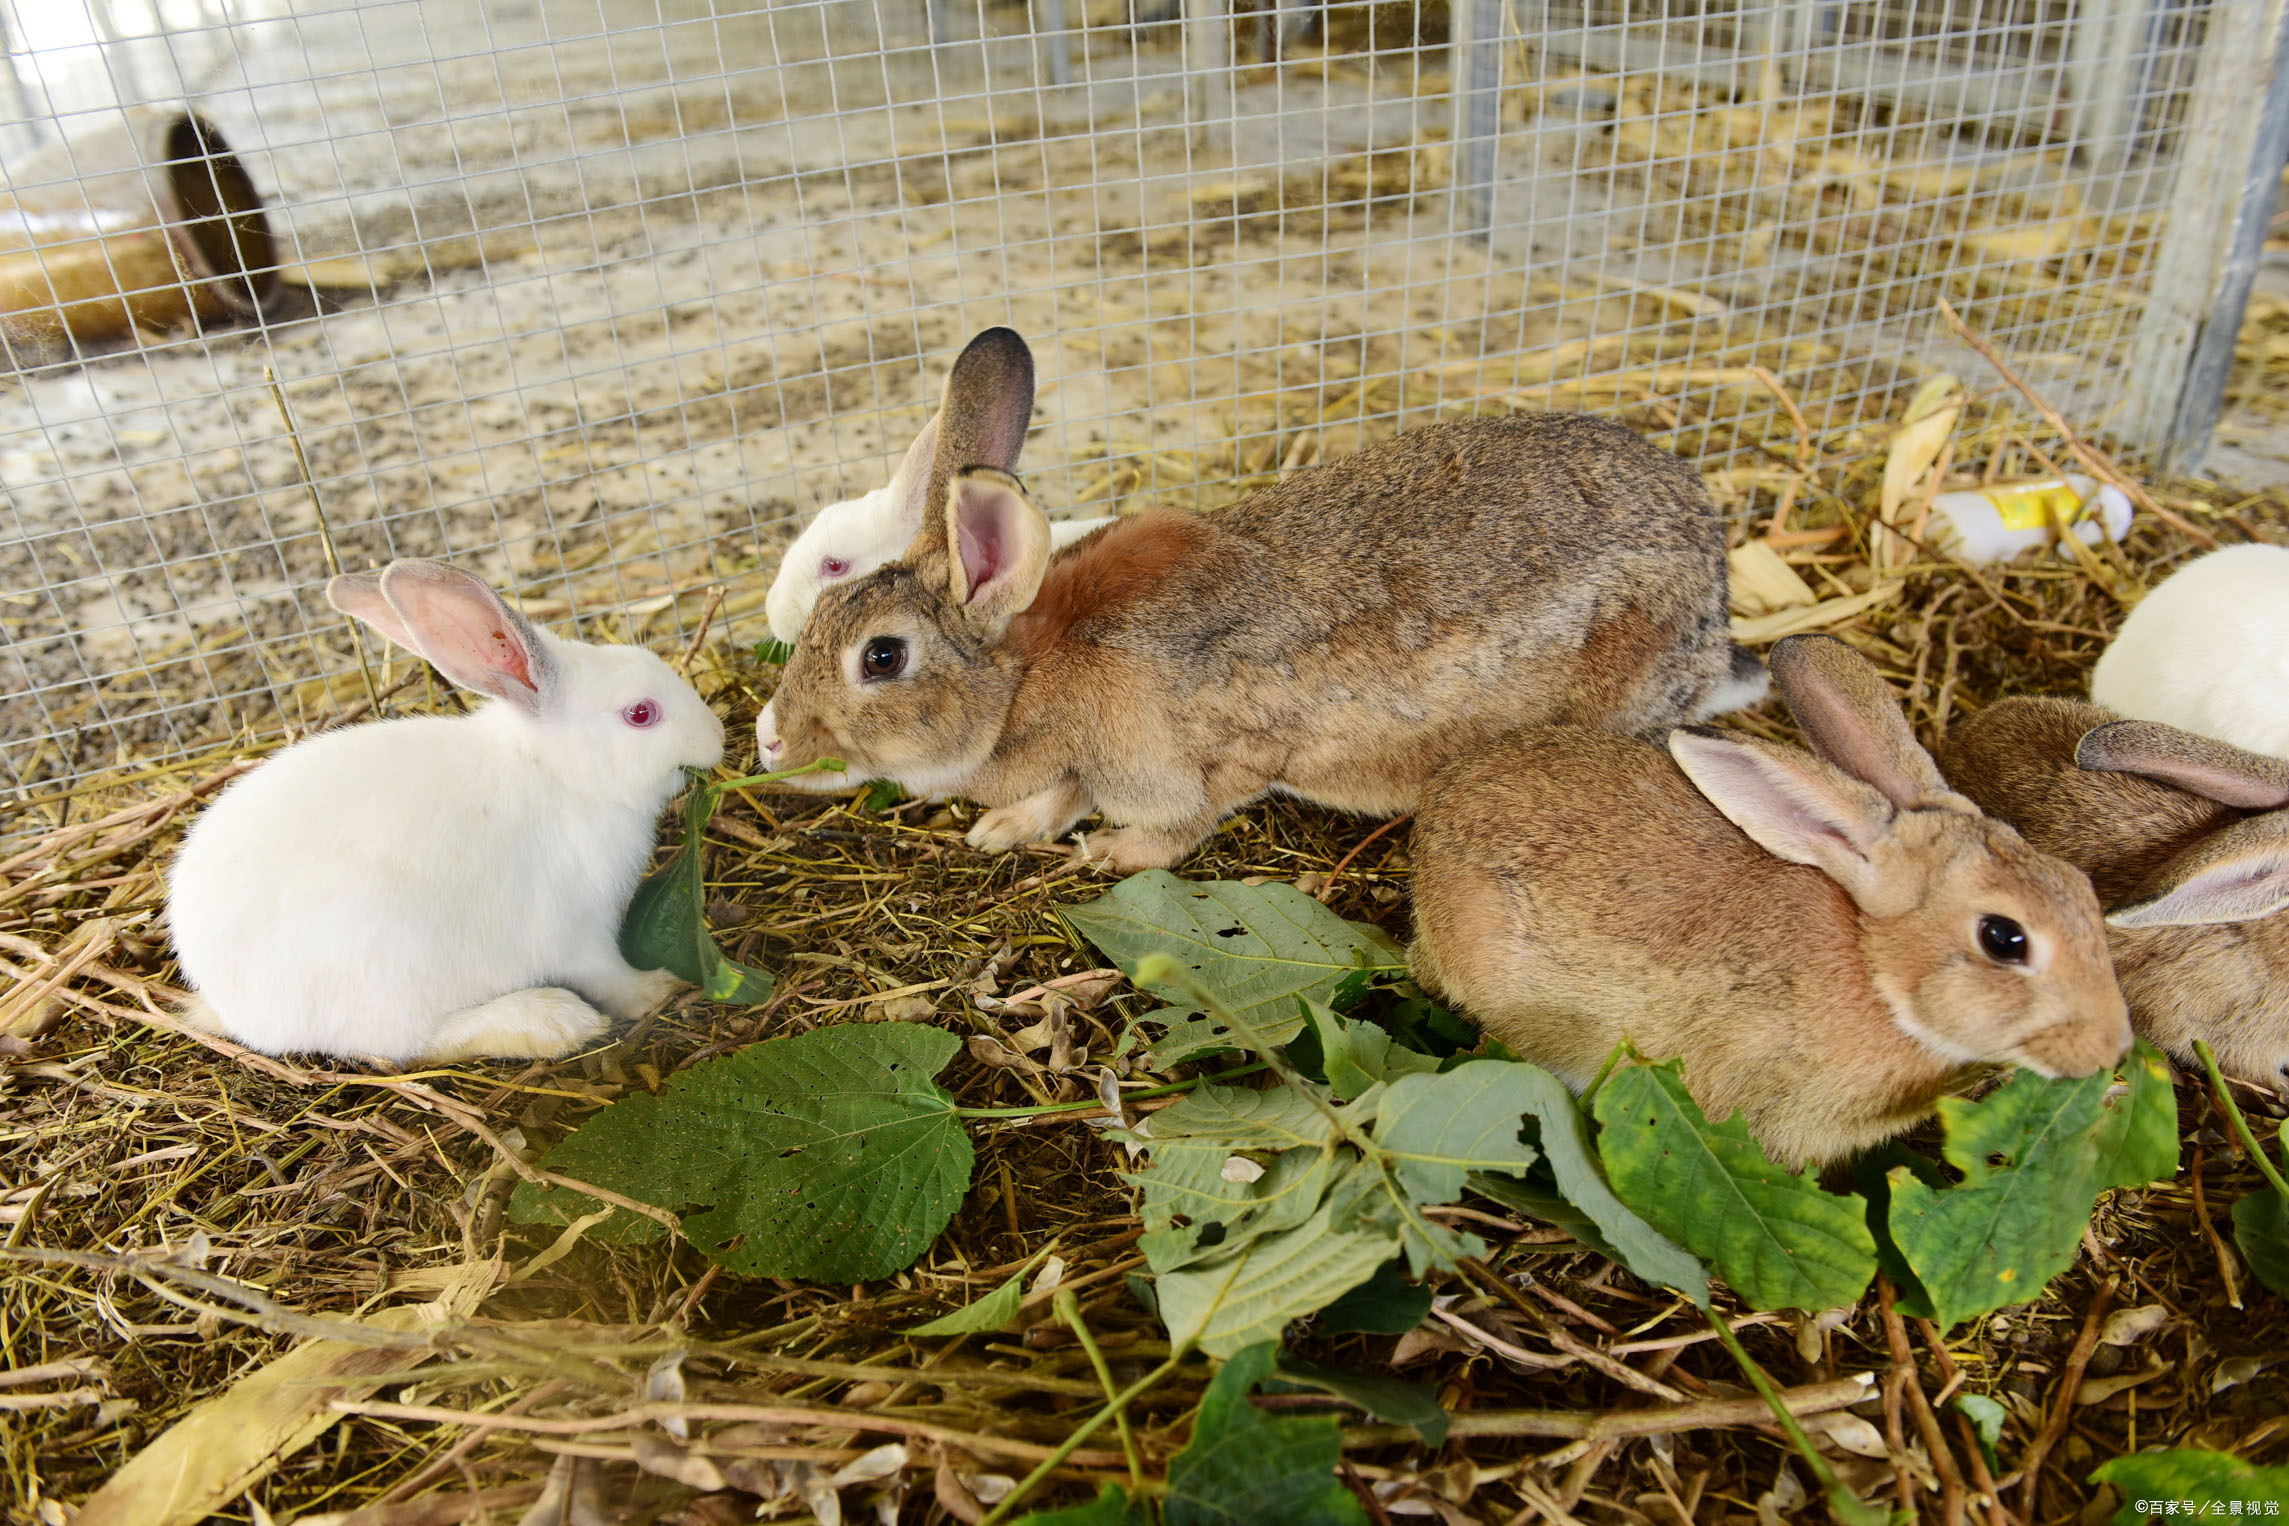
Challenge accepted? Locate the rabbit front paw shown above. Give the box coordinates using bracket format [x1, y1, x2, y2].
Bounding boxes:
[1074, 823, 1205, 874]
[966, 780, 1094, 853]
[426, 987, 611, 1062]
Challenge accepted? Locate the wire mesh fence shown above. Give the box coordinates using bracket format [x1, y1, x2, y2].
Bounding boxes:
[0, 0, 2279, 821]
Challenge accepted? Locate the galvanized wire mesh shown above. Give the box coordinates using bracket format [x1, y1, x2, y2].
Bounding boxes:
[0, 0, 2265, 817]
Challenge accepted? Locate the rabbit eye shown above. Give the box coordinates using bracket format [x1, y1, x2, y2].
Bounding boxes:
[861, 636, 908, 681]
[821, 556, 851, 579]
[622, 699, 663, 729]
[1977, 914, 2029, 965]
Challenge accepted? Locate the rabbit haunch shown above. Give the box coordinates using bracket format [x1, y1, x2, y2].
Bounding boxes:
[1409, 634, 2130, 1170]
[1941, 696, 2289, 1091]
[166, 560, 724, 1064]
[758, 365, 1767, 874]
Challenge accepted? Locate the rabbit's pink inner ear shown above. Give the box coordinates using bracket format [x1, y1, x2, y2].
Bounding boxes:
[2075, 720, 2289, 811]
[378, 562, 556, 712]
[2111, 816, 2289, 928]
[1669, 730, 1890, 898]
[946, 468, 1050, 622]
[327, 573, 420, 654]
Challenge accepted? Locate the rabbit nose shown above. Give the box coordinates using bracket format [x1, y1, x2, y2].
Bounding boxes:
[755, 704, 785, 766]
[2016, 999, 2133, 1078]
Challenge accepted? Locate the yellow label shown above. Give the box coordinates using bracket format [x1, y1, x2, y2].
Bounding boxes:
[1981, 482, 2093, 532]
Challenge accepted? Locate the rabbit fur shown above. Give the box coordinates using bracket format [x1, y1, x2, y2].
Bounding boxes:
[1408, 634, 2130, 1169]
[167, 559, 725, 1064]
[1940, 695, 2289, 1091]
[764, 390, 1115, 643]
[756, 326, 1771, 873]
[2089, 542, 2289, 759]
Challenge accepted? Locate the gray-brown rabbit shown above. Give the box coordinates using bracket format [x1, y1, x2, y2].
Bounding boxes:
[756, 326, 1768, 871]
[1409, 634, 2130, 1169]
[1941, 697, 2289, 1091]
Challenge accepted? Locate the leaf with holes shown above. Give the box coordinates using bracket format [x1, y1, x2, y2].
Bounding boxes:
[1162, 1343, 1368, 1526]
[509, 1023, 971, 1282]
[1154, 1189, 1398, 1359]
[2088, 1041, 2179, 1193]
[1594, 1061, 1874, 1313]
[1300, 1000, 1440, 1102]
[1061, 873, 1403, 1064]
[1885, 1065, 2120, 1331]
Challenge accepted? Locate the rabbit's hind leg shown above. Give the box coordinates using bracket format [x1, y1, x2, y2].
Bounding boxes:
[426, 987, 611, 1061]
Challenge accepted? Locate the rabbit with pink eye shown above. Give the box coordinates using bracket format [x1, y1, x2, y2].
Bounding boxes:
[166, 560, 725, 1065]
[755, 326, 1771, 873]
[1408, 634, 2130, 1171]
[763, 348, 1115, 645]
[1940, 696, 2289, 1091]
[2088, 542, 2289, 760]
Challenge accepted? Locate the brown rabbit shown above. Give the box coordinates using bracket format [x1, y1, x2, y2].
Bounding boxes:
[1408, 634, 2130, 1169]
[1940, 697, 2289, 1091]
[755, 326, 1768, 871]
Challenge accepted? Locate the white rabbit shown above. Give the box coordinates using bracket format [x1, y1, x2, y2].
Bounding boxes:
[2090, 542, 2289, 759]
[763, 371, 1115, 644]
[167, 560, 726, 1064]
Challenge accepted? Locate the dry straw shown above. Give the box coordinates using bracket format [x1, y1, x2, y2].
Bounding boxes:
[2, 309, 2285, 1523]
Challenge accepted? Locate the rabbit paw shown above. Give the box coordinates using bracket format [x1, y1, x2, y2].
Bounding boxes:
[427, 987, 611, 1062]
[594, 964, 684, 1022]
[967, 781, 1093, 853]
[1074, 824, 1202, 874]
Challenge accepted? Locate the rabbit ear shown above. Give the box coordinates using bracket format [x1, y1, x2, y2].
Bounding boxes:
[1768, 633, 1950, 808]
[906, 327, 1035, 568]
[2110, 814, 2289, 928]
[880, 411, 941, 552]
[2074, 719, 2289, 811]
[945, 468, 1052, 634]
[327, 571, 420, 654]
[376, 561, 559, 715]
[1670, 729, 1894, 903]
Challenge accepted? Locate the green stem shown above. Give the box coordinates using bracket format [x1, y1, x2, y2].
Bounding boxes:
[710, 757, 847, 791]
[2194, 1041, 2289, 1198]
[1707, 1310, 1894, 1526]
[1578, 1040, 1630, 1109]
[979, 1348, 1191, 1525]
[952, 1063, 1271, 1121]
[1057, 1288, 1144, 1491]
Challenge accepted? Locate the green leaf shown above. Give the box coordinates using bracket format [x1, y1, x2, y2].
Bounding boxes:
[2233, 1188, 2289, 1297]
[909, 1242, 1058, 1335]
[2090, 1449, 2289, 1521]
[1061, 873, 1403, 1064]
[1887, 1066, 2122, 1330]
[1468, 1063, 1708, 1302]
[1313, 1259, 1432, 1335]
[860, 778, 905, 812]
[1595, 1061, 1874, 1313]
[1374, 1063, 1545, 1202]
[508, 1023, 971, 1282]
[1271, 1356, 1448, 1445]
[2090, 1041, 2180, 1192]
[1155, 1194, 1397, 1359]
[755, 638, 795, 665]
[1135, 1143, 1344, 1274]
[1300, 1001, 1440, 1102]
[1952, 1394, 2006, 1475]
[1163, 1343, 1367, 1526]
[619, 780, 775, 1005]
[1015, 1483, 1154, 1525]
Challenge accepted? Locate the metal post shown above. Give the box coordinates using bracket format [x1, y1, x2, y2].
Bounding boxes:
[2122, 0, 2289, 464]
[1450, 0, 1502, 241]
[2160, 7, 2289, 469]
[1186, 0, 1228, 151]
[1038, 0, 1072, 86]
